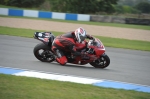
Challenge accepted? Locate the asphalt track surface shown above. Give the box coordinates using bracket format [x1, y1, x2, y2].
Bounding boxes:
[0, 35, 150, 86]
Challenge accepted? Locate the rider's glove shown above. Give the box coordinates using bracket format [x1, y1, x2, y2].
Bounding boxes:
[87, 34, 94, 39]
[87, 35, 95, 42]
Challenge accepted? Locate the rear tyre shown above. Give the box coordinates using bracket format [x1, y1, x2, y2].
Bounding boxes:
[90, 53, 110, 68]
[33, 43, 55, 62]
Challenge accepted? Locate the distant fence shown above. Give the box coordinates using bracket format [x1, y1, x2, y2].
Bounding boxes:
[0, 8, 150, 25]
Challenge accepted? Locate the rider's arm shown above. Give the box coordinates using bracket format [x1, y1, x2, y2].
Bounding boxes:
[69, 45, 81, 56]
[86, 34, 94, 40]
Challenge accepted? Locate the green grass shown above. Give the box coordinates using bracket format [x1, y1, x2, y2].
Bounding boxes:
[0, 26, 150, 51]
[97, 36, 150, 51]
[0, 26, 62, 38]
[0, 74, 149, 99]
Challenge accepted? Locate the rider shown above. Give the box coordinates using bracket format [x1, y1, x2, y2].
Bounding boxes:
[51, 27, 94, 65]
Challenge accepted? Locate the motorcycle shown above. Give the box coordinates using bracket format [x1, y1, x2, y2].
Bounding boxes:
[33, 32, 110, 68]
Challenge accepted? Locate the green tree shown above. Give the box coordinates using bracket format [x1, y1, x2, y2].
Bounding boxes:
[114, 5, 124, 13]
[49, 0, 119, 14]
[0, 0, 10, 5]
[118, 0, 150, 6]
[135, 2, 150, 13]
[6, 0, 45, 8]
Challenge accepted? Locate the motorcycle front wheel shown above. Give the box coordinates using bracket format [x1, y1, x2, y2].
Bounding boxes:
[90, 53, 110, 68]
[33, 43, 55, 62]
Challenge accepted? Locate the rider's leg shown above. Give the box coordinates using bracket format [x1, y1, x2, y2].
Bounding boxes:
[52, 47, 67, 65]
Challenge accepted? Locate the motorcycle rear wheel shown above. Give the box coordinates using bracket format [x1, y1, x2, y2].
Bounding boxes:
[33, 43, 55, 62]
[90, 53, 110, 68]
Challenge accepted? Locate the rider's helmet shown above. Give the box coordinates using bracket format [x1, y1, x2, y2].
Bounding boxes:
[74, 27, 86, 43]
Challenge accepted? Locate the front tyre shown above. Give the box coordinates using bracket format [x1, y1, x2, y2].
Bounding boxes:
[33, 43, 55, 62]
[90, 53, 110, 68]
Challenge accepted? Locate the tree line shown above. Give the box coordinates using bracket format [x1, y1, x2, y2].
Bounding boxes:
[0, 0, 150, 14]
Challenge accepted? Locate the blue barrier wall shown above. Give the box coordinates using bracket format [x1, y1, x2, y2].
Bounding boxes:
[0, 8, 90, 21]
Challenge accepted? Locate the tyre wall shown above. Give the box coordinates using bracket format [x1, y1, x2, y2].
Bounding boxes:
[125, 18, 150, 25]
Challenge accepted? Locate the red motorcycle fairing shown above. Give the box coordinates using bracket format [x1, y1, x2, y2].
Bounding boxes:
[88, 38, 105, 56]
[72, 54, 98, 65]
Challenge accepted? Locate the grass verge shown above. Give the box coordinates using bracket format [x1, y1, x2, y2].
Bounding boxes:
[0, 74, 150, 99]
[0, 26, 150, 51]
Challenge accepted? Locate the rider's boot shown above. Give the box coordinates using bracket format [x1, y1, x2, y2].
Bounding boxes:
[56, 56, 67, 65]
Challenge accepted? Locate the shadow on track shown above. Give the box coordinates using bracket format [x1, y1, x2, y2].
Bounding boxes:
[34, 61, 117, 72]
